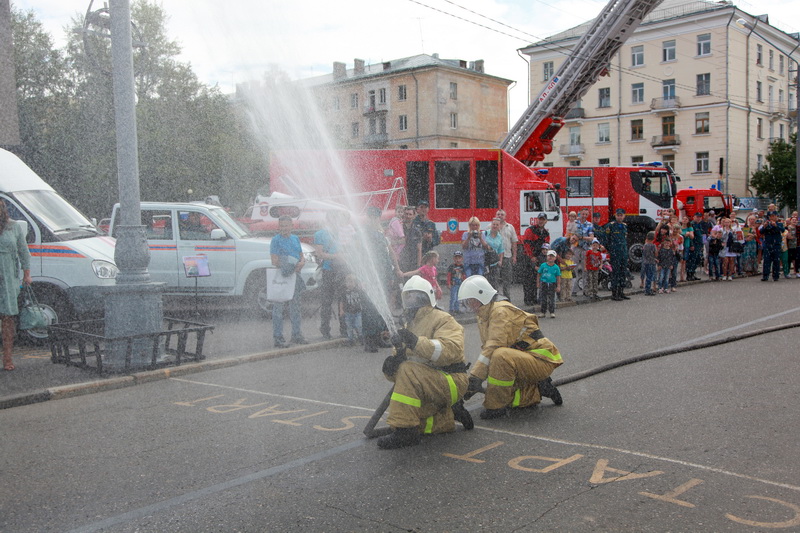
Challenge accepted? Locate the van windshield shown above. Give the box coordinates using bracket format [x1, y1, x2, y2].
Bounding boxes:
[14, 190, 100, 240]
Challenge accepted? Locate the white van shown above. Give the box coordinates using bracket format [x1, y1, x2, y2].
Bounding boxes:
[0, 148, 118, 339]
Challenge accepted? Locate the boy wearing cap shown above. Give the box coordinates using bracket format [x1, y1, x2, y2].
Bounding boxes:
[537, 250, 561, 318]
[447, 251, 467, 314]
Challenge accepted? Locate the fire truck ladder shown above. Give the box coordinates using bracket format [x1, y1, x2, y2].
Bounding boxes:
[500, 0, 663, 164]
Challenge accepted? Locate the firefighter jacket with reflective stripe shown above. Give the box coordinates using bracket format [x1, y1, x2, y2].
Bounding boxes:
[471, 300, 562, 381]
[394, 306, 466, 370]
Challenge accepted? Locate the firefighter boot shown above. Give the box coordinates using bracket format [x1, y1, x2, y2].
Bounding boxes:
[611, 287, 622, 301]
[537, 377, 563, 406]
[377, 427, 421, 449]
[462, 376, 484, 401]
[452, 400, 474, 430]
[620, 288, 631, 300]
[479, 407, 508, 420]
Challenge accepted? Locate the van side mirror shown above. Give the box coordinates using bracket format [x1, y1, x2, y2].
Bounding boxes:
[210, 228, 227, 240]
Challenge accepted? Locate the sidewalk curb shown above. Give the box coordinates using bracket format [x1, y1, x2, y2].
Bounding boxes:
[0, 338, 349, 411]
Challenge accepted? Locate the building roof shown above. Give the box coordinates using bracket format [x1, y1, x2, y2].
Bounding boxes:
[523, 0, 738, 49]
[299, 53, 512, 87]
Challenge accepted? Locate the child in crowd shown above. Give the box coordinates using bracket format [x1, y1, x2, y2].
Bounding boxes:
[707, 228, 724, 280]
[742, 233, 759, 276]
[447, 250, 466, 314]
[339, 274, 363, 345]
[537, 249, 561, 318]
[566, 211, 578, 238]
[671, 225, 685, 283]
[585, 238, 603, 300]
[461, 216, 487, 276]
[642, 231, 657, 295]
[569, 235, 582, 297]
[657, 238, 676, 293]
[416, 250, 443, 300]
[559, 249, 576, 302]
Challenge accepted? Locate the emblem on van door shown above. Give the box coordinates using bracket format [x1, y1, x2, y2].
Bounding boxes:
[447, 218, 458, 233]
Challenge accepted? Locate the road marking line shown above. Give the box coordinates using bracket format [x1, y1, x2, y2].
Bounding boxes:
[666, 306, 800, 349]
[170, 377, 376, 412]
[66, 439, 365, 533]
[476, 425, 800, 493]
[173, 377, 800, 493]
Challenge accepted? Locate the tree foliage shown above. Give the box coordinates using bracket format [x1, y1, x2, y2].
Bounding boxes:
[750, 133, 797, 211]
[10, 1, 266, 218]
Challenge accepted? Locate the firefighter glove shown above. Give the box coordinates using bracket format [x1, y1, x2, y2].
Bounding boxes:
[382, 354, 406, 377]
[391, 328, 418, 350]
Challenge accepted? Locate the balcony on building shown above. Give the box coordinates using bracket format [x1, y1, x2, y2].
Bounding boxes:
[564, 107, 585, 122]
[363, 105, 388, 117]
[768, 102, 788, 118]
[651, 134, 681, 148]
[559, 143, 585, 158]
[364, 133, 389, 148]
[650, 97, 682, 114]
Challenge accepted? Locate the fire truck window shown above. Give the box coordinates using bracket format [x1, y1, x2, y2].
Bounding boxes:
[406, 161, 430, 207]
[524, 192, 544, 212]
[685, 196, 695, 205]
[476, 160, 499, 209]
[705, 196, 725, 210]
[567, 176, 592, 197]
[269, 206, 300, 218]
[631, 171, 671, 208]
[434, 160, 470, 210]
[544, 191, 559, 212]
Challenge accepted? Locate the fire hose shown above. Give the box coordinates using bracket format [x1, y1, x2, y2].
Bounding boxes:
[364, 320, 800, 438]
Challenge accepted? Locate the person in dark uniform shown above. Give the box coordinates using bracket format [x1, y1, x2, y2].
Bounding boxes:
[521, 213, 550, 306]
[604, 208, 630, 301]
[686, 211, 705, 281]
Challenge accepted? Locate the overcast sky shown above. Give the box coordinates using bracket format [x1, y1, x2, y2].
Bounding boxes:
[12, 0, 800, 122]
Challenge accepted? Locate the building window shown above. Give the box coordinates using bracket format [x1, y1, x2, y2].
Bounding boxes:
[662, 115, 675, 137]
[662, 154, 675, 167]
[768, 49, 774, 70]
[631, 45, 644, 66]
[756, 117, 763, 139]
[369, 117, 377, 135]
[543, 61, 554, 80]
[756, 81, 763, 102]
[631, 156, 644, 164]
[597, 122, 610, 143]
[631, 119, 643, 140]
[569, 126, 581, 146]
[351, 122, 359, 138]
[779, 55, 785, 75]
[450, 142, 458, 148]
[695, 112, 710, 134]
[695, 152, 710, 173]
[779, 123, 785, 140]
[598, 87, 611, 108]
[598, 158, 610, 166]
[399, 114, 408, 131]
[696, 73, 711, 96]
[632, 82, 644, 104]
[350, 93, 358, 109]
[398, 85, 407, 101]
[368, 90, 376, 110]
[768, 85, 774, 106]
[756, 44, 763, 66]
[450, 112, 458, 129]
[379, 88, 386, 104]
[662, 79, 676, 100]
[662, 40, 676, 62]
[569, 161, 582, 167]
[697, 33, 711, 56]
[450, 82, 458, 100]
[332, 96, 340, 110]
[379, 116, 387, 134]
[757, 154, 764, 171]
[779, 88, 785, 104]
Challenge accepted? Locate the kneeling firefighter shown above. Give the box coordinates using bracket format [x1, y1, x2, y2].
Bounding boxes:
[458, 275, 564, 420]
[377, 275, 473, 449]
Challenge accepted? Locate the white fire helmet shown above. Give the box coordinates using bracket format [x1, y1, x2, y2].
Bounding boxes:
[401, 275, 436, 309]
[458, 275, 497, 306]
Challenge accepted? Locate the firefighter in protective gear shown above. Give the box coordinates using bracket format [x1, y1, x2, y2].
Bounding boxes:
[458, 275, 563, 420]
[377, 275, 472, 449]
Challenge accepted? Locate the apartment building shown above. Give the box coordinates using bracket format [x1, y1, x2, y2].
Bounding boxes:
[520, 0, 799, 197]
[302, 54, 512, 150]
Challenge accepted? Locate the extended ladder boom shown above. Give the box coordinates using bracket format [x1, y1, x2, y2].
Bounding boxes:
[501, 0, 663, 165]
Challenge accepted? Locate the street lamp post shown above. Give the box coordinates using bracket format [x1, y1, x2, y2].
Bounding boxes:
[104, 0, 164, 371]
[737, 17, 800, 212]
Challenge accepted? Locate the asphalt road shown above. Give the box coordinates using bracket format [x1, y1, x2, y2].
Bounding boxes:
[2, 277, 800, 532]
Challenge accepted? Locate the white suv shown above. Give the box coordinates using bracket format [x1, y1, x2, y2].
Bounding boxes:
[109, 202, 318, 313]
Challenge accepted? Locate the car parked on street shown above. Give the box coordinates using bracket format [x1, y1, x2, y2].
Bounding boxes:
[109, 201, 318, 314]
